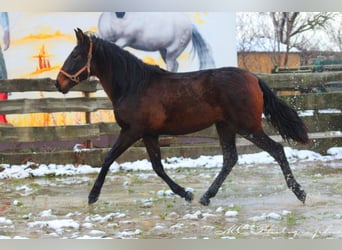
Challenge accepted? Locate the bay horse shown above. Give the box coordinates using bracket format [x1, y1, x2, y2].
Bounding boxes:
[98, 12, 215, 72]
[56, 29, 309, 206]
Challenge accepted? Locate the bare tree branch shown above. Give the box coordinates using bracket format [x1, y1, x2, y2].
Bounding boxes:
[269, 12, 334, 66]
[290, 12, 334, 37]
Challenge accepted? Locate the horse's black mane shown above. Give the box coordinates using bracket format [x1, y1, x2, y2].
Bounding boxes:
[91, 35, 167, 97]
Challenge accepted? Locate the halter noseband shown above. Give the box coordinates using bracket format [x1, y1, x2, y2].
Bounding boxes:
[59, 41, 93, 83]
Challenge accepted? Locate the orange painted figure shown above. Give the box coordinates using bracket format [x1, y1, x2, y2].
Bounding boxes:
[0, 12, 10, 124]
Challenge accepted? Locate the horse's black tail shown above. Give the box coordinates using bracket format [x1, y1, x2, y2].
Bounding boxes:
[191, 25, 215, 70]
[258, 78, 309, 144]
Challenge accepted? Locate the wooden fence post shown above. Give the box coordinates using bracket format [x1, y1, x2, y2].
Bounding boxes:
[84, 91, 93, 148]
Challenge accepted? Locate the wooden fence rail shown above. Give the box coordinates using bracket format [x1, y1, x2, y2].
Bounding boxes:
[0, 78, 98, 92]
[0, 113, 340, 144]
[0, 97, 111, 114]
[0, 93, 341, 115]
[0, 71, 341, 93]
[0, 71, 341, 165]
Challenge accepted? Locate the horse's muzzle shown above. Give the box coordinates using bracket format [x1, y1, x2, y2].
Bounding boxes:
[55, 81, 62, 92]
[55, 81, 59, 90]
[55, 80, 68, 94]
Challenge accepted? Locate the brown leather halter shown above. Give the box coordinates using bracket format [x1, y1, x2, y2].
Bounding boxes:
[59, 41, 93, 83]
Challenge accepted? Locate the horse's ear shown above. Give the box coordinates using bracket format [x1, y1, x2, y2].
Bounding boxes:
[74, 28, 89, 45]
[75, 28, 83, 43]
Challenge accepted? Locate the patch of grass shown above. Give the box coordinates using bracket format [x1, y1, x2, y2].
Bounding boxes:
[8, 179, 22, 186]
[166, 203, 174, 209]
[229, 204, 241, 212]
[44, 173, 56, 178]
[285, 214, 306, 225]
[159, 213, 166, 220]
[13, 200, 23, 207]
[286, 215, 296, 225]
[28, 182, 41, 189]
[128, 175, 140, 184]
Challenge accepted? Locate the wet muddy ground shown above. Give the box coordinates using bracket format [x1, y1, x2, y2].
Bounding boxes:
[1, 159, 342, 239]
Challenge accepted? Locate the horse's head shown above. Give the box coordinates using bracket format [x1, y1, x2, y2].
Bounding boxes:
[56, 28, 93, 94]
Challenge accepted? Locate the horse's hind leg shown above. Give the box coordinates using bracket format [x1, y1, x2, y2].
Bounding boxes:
[164, 54, 178, 72]
[199, 122, 238, 206]
[245, 131, 306, 204]
[160, 47, 183, 72]
[143, 135, 193, 202]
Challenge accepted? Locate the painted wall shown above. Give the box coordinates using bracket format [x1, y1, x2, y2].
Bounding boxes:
[2, 12, 237, 126]
[4, 12, 236, 78]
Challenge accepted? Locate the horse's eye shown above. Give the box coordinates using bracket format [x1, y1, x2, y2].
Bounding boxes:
[72, 53, 81, 59]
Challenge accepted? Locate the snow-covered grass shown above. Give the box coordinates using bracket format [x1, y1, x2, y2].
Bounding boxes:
[0, 147, 341, 180]
[28, 219, 80, 233]
[1, 146, 342, 239]
[298, 109, 341, 117]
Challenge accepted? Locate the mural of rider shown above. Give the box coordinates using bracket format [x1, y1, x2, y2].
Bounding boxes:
[0, 12, 10, 125]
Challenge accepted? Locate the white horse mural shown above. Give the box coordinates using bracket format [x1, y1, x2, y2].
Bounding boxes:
[98, 12, 215, 72]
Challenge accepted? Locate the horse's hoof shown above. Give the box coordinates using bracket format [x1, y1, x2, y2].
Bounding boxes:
[291, 185, 306, 204]
[88, 195, 98, 205]
[199, 196, 210, 206]
[184, 191, 194, 202]
[297, 189, 306, 204]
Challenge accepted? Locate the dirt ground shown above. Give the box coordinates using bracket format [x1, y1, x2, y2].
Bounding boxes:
[1, 159, 342, 239]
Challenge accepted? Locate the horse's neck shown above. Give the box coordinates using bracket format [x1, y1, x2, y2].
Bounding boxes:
[93, 40, 156, 105]
[91, 56, 117, 104]
[94, 61, 126, 105]
[97, 75, 123, 105]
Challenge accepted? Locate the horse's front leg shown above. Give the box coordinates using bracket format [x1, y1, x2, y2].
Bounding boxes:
[143, 135, 194, 202]
[88, 129, 140, 204]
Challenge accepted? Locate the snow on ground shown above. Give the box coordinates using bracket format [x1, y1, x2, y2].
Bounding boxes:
[28, 219, 80, 234]
[0, 147, 341, 180]
[298, 109, 341, 117]
[1, 146, 342, 239]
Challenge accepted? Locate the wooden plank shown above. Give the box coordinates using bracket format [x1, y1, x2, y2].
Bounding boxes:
[257, 71, 342, 90]
[0, 112, 339, 143]
[0, 97, 112, 114]
[1, 92, 340, 115]
[279, 92, 342, 110]
[0, 78, 99, 93]
[0, 135, 340, 165]
[175, 113, 342, 139]
[0, 124, 100, 142]
[0, 72, 341, 93]
[98, 122, 121, 136]
[96, 113, 342, 139]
